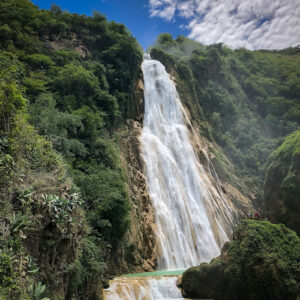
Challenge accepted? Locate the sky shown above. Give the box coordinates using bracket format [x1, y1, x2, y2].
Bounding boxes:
[32, 0, 300, 50]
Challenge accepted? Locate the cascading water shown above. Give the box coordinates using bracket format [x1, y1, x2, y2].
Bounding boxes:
[104, 276, 185, 300]
[142, 55, 234, 269]
[103, 54, 236, 299]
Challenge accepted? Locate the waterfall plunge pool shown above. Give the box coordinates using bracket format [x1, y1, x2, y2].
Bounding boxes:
[121, 269, 186, 277]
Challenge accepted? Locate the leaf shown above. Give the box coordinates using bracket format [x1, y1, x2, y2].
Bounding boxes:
[19, 230, 27, 239]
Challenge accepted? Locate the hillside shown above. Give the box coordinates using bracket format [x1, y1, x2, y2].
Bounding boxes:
[150, 34, 300, 221]
[0, 0, 143, 298]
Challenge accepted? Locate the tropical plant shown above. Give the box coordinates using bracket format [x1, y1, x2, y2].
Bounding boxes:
[29, 282, 50, 300]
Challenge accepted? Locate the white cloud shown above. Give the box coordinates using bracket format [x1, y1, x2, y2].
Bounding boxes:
[149, 0, 177, 21]
[177, 1, 196, 18]
[147, 0, 300, 50]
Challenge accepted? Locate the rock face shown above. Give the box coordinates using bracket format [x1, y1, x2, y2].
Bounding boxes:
[107, 75, 157, 274]
[184, 112, 254, 219]
[128, 72, 145, 122]
[122, 76, 158, 272]
[120, 120, 157, 272]
[180, 220, 300, 300]
[44, 33, 91, 58]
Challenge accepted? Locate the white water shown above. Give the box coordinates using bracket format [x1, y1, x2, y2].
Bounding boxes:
[104, 276, 184, 300]
[103, 54, 236, 299]
[142, 55, 234, 269]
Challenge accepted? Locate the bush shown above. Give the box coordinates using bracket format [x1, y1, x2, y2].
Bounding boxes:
[24, 54, 54, 69]
[0, 251, 15, 288]
[66, 237, 110, 300]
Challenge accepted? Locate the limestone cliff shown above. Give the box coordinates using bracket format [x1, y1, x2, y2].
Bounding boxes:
[181, 95, 254, 219]
[107, 74, 157, 274]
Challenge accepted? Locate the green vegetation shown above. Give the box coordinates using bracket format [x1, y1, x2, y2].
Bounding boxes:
[181, 220, 300, 300]
[0, 49, 85, 299]
[29, 282, 50, 300]
[152, 33, 205, 58]
[265, 129, 300, 234]
[150, 35, 300, 207]
[0, 0, 142, 299]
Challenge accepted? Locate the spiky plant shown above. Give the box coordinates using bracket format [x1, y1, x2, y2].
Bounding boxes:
[29, 282, 50, 300]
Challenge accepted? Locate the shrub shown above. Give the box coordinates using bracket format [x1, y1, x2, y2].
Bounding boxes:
[24, 54, 54, 69]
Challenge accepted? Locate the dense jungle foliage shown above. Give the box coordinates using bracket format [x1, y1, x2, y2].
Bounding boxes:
[264, 129, 300, 235]
[181, 220, 300, 300]
[0, 0, 142, 299]
[150, 34, 300, 224]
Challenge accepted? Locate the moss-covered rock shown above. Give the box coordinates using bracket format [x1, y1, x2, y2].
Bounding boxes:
[180, 257, 226, 299]
[181, 220, 300, 300]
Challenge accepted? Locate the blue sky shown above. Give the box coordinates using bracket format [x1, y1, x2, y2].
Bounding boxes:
[31, 0, 188, 49]
[32, 0, 300, 50]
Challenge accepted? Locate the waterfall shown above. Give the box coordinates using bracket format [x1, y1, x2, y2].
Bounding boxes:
[142, 55, 234, 269]
[104, 276, 185, 300]
[103, 54, 236, 299]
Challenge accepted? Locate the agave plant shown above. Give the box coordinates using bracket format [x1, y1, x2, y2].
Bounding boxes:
[41, 193, 83, 225]
[41, 194, 56, 206]
[27, 256, 39, 275]
[9, 213, 34, 238]
[29, 281, 50, 300]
